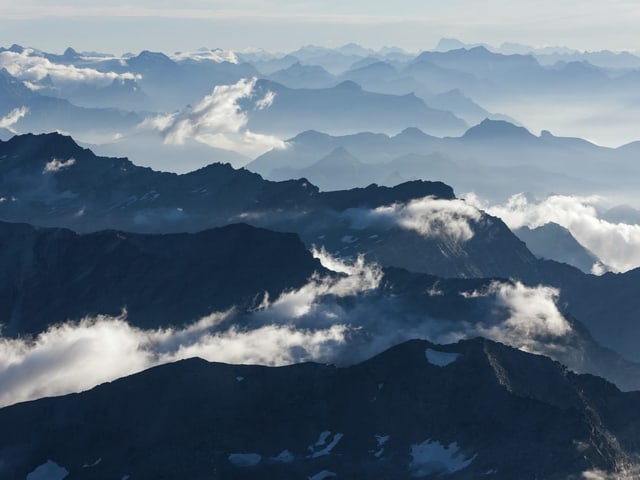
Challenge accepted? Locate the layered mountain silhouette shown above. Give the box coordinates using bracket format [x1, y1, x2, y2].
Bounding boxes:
[249, 119, 640, 201]
[0, 69, 140, 135]
[246, 80, 468, 138]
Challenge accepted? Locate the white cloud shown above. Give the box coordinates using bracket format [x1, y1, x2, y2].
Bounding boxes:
[169, 48, 238, 64]
[463, 281, 572, 353]
[468, 192, 640, 272]
[262, 248, 382, 319]
[256, 90, 276, 110]
[0, 49, 140, 89]
[43, 157, 76, 173]
[345, 196, 482, 242]
[141, 77, 286, 157]
[582, 468, 640, 480]
[0, 106, 29, 132]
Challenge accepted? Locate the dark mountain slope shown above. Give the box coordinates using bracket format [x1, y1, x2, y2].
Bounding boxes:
[1, 339, 639, 480]
[0, 222, 321, 335]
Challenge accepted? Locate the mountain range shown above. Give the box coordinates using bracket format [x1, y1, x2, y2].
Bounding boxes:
[249, 119, 640, 201]
[3, 39, 640, 480]
[3, 133, 640, 367]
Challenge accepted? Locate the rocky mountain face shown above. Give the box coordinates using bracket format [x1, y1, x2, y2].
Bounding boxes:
[2, 339, 640, 480]
[1, 132, 537, 281]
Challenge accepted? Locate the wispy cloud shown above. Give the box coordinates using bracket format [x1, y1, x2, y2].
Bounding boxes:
[0, 106, 28, 132]
[468, 193, 640, 273]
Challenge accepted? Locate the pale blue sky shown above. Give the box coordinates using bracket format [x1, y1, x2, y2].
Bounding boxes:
[0, 0, 638, 53]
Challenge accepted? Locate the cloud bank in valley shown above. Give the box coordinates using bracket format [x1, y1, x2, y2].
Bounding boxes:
[141, 77, 286, 157]
[0, 49, 139, 89]
[0, 248, 583, 408]
[467, 193, 640, 273]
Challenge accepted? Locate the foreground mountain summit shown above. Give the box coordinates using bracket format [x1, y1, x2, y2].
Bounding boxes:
[2, 338, 639, 480]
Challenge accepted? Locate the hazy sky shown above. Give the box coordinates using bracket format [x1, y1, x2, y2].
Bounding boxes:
[0, 0, 639, 54]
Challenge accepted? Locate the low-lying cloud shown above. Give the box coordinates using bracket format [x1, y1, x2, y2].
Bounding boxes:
[461, 281, 572, 354]
[0, 49, 139, 89]
[346, 196, 483, 242]
[141, 77, 286, 157]
[43, 157, 76, 173]
[0, 248, 589, 408]
[467, 192, 640, 272]
[169, 48, 238, 64]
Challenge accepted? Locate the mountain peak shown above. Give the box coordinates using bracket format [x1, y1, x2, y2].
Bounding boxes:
[395, 127, 431, 140]
[8, 44, 25, 53]
[4, 131, 83, 152]
[63, 47, 78, 58]
[462, 119, 535, 141]
[335, 80, 362, 91]
[316, 147, 361, 167]
[289, 130, 333, 144]
[435, 38, 468, 51]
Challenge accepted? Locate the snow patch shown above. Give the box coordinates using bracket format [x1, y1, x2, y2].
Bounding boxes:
[272, 450, 294, 463]
[82, 458, 102, 468]
[372, 434, 390, 458]
[308, 431, 344, 458]
[315, 431, 331, 447]
[308, 471, 337, 480]
[228, 453, 262, 467]
[409, 440, 475, 477]
[341, 235, 357, 243]
[425, 348, 461, 367]
[27, 460, 69, 480]
[236, 376, 244, 382]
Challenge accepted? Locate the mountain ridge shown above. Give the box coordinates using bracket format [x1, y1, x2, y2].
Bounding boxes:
[1, 337, 639, 480]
